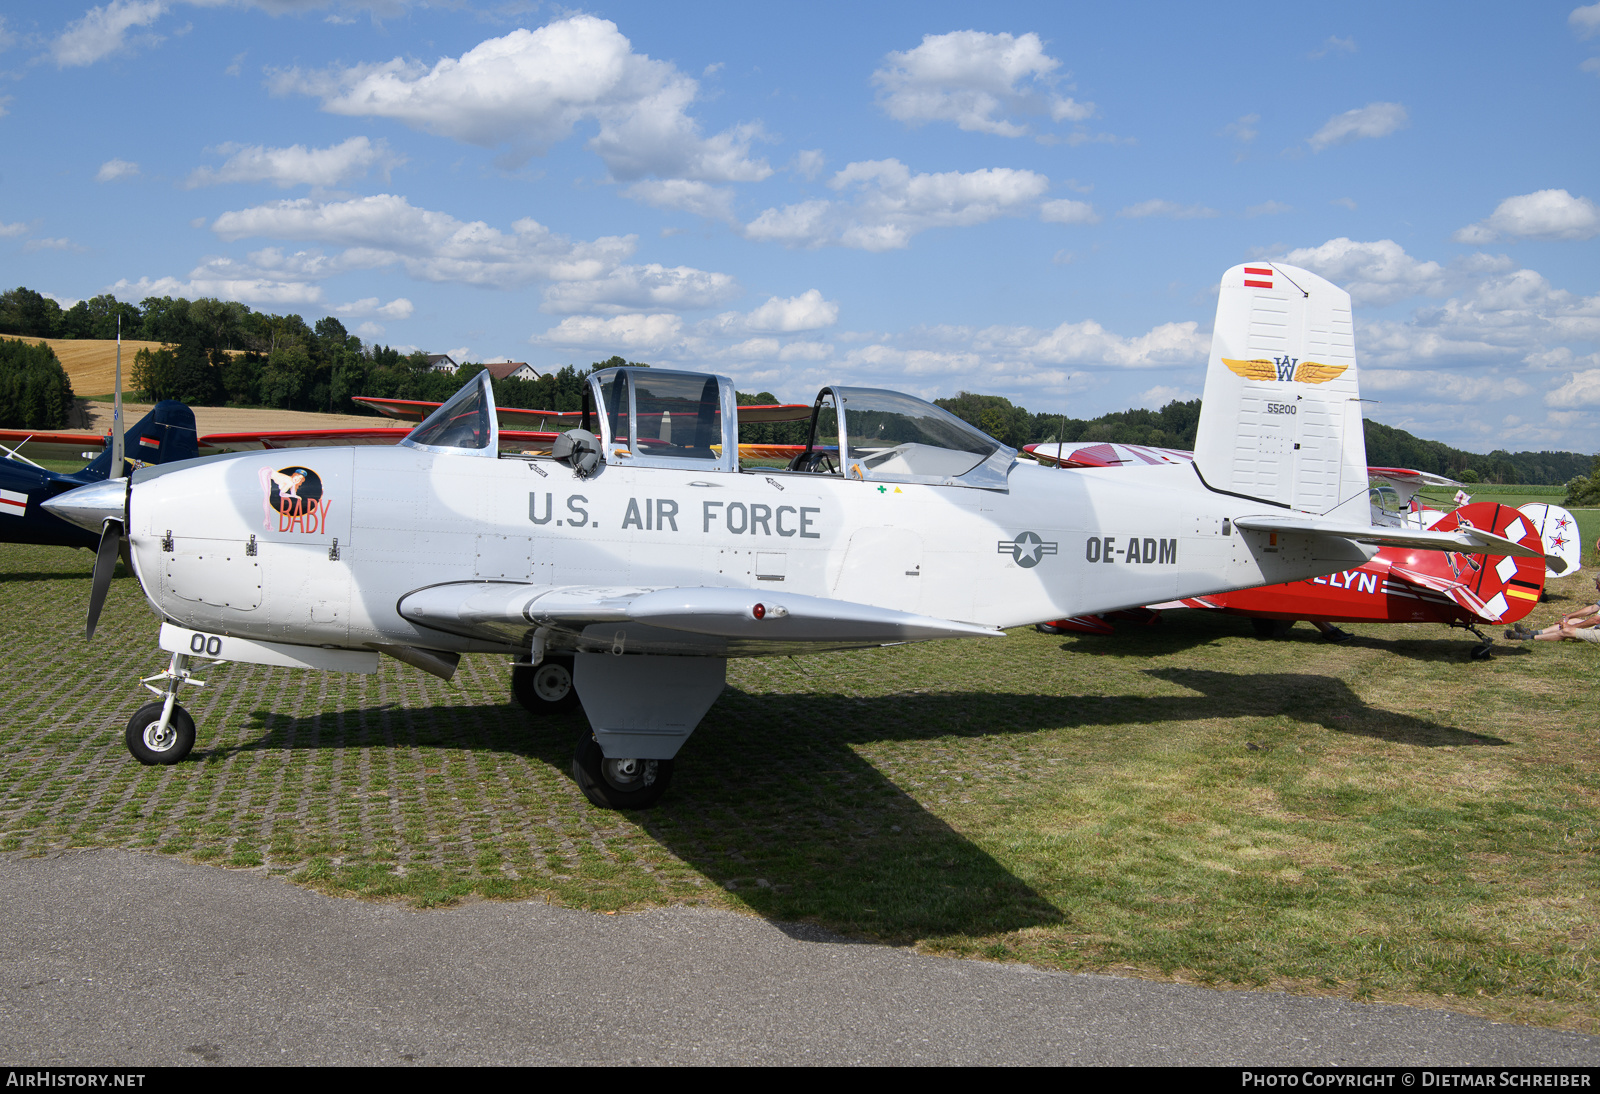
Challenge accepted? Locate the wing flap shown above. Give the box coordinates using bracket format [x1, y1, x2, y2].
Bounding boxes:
[398, 582, 1002, 647]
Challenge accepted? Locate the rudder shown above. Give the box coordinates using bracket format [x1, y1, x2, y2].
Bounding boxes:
[1192, 263, 1368, 521]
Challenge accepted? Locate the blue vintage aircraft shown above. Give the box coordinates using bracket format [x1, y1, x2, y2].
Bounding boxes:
[0, 401, 198, 552]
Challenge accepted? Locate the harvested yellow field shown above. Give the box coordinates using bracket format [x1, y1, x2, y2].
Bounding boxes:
[2, 337, 168, 397]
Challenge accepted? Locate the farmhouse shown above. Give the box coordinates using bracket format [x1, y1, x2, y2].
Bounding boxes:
[481, 361, 540, 382]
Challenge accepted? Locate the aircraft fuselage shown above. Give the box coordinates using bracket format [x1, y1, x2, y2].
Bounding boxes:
[127, 444, 1375, 658]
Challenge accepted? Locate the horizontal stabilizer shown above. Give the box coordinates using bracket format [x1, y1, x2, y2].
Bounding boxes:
[1230, 515, 1566, 573]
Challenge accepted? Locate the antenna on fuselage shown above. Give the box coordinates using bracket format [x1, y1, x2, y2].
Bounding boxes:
[112, 315, 124, 475]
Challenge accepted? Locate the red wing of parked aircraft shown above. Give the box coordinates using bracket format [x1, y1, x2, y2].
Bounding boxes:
[206, 398, 816, 460]
[0, 430, 125, 464]
[352, 395, 813, 426]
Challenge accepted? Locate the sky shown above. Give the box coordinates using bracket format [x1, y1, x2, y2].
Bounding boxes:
[1, 1, 1597, 453]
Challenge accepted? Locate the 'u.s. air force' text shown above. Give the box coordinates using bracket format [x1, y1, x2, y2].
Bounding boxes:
[529, 493, 820, 538]
[1085, 536, 1177, 564]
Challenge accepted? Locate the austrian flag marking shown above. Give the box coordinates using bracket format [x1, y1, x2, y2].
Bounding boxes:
[1243, 266, 1274, 289]
[0, 489, 25, 517]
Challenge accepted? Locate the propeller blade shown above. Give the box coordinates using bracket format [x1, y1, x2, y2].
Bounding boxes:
[85, 520, 123, 641]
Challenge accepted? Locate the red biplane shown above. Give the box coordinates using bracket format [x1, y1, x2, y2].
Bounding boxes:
[1024, 441, 1565, 659]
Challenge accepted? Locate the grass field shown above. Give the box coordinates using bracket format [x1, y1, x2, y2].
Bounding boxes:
[1, 541, 1597, 1032]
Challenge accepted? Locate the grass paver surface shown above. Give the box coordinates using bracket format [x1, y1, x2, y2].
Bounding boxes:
[2, 539, 1596, 1032]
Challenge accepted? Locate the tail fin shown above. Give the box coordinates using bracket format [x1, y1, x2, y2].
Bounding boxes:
[74, 400, 199, 481]
[1192, 263, 1368, 521]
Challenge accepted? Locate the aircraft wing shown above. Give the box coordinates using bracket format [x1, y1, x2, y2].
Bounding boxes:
[1023, 441, 1193, 468]
[1230, 515, 1568, 573]
[398, 582, 1003, 653]
[199, 426, 412, 454]
[1368, 466, 1463, 490]
[0, 430, 109, 463]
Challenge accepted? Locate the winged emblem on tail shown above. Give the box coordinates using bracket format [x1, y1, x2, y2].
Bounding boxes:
[1221, 357, 1349, 384]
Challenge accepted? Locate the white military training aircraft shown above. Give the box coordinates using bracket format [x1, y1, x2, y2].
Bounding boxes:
[45, 263, 1560, 808]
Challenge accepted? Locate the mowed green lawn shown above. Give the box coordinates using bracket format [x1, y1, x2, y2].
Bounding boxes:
[1, 540, 1596, 1032]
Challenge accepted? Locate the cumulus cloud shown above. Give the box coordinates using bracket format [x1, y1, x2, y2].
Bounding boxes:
[1547, 369, 1600, 407]
[621, 179, 737, 222]
[52, 0, 166, 67]
[0, 221, 28, 237]
[185, 136, 402, 189]
[1137, 385, 1197, 408]
[1244, 201, 1292, 217]
[1118, 199, 1218, 220]
[1307, 102, 1408, 151]
[1309, 35, 1357, 58]
[24, 237, 85, 253]
[968, 319, 1209, 368]
[791, 149, 825, 181]
[334, 296, 414, 320]
[536, 313, 685, 352]
[1301, 246, 1600, 375]
[273, 16, 771, 182]
[1360, 369, 1531, 403]
[109, 273, 325, 307]
[1572, 3, 1600, 38]
[872, 30, 1093, 137]
[699, 289, 840, 337]
[95, 158, 140, 182]
[210, 194, 636, 288]
[1040, 198, 1100, 224]
[185, 248, 352, 284]
[1279, 237, 1454, 306]
[540, 264, 740, 315]
[743, 159, 1049, 251]
[1453, 189, 1600, 243]
[1221, 113, 1259, 143]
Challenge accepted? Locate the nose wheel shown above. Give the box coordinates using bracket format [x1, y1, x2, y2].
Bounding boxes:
[572, 731, 673, 810]
[126, 651, 206, 765]
[126, 701, 195, 764]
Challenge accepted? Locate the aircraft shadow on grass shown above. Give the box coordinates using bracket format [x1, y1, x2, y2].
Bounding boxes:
[1054, 609, 1538, 665]
[198, 662, 1499, 940]
[206, 696, 1070, 941]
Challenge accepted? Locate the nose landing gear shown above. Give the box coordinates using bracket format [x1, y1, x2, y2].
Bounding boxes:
[126, 652, 206, 764]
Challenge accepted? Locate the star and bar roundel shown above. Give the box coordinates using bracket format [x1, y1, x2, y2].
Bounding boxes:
[997, 530, 1059, 569]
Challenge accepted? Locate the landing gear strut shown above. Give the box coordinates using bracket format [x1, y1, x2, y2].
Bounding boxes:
[1457, 622, 1495, 661]
[126, 652, 204, 764]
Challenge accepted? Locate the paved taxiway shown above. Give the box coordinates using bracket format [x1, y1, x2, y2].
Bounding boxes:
[2, 850, 1595, 1066]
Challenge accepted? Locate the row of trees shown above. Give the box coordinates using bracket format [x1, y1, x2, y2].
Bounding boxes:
[3, 285, 1592, 482]
[0, 340, 76, 430]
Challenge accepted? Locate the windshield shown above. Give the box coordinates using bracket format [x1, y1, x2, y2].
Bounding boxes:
[634, 371, 722, 461]
[402, 371, 496, 455]
[837, 388, 1000, 482]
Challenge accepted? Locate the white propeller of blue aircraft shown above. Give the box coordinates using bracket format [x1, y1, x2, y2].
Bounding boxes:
[45, 263, 1559, 808]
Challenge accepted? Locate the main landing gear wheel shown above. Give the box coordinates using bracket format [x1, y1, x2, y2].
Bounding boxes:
[1470, 644, 1494, 661]
[512, 658, 581, 714]
[125, 701, 196, 765]
[572, 732, 673, 810]
[1251, 618, 1291, 639]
